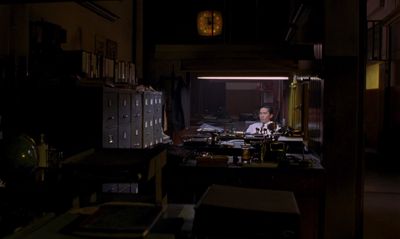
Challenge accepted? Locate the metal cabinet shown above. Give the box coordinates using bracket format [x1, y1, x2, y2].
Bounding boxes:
[153, 91, 163, 145]
[102, 89, 119, 148]
[131, 92, 143, 148]
[102, 88, 132, 149]
[141, 91, 163, 148]
[102, 88, 163, 149]
[142, 92, 154, 148]
[39, 87, 163, 153]
[101, 88, 163, 149]
[118, 91, 131, 148]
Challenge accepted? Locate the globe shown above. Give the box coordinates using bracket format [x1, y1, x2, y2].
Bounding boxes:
[4, 134, 38, 173]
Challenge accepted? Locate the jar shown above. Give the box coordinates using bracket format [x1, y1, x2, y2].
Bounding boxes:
[242, 144, 251, 163]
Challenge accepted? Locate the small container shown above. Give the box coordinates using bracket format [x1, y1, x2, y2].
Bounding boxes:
[37, 134, 48, 168]
[242, 144, 251, 163]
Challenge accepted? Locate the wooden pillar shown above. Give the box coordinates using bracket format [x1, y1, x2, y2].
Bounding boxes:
[323, 0, 365, 238]
[135, 0, 143, 80]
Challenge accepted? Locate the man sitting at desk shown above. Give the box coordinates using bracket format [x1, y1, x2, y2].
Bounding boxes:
[245, 105, 280, 135]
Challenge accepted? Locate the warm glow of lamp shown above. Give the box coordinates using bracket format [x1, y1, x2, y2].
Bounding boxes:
[366, 63, 380, 90]
[197, 10, 223, 36]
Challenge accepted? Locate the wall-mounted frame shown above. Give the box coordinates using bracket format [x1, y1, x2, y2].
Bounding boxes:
[106, 39, 118, 59]
[95, 35, 106, 56]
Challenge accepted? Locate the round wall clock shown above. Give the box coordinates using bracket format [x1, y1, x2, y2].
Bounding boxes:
[197, 10, 223, 37]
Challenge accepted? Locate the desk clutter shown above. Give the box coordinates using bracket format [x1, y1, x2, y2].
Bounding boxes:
[181, 129, 315, 168]
[195, 154, 230, 167]
[178, 123, 311, 166]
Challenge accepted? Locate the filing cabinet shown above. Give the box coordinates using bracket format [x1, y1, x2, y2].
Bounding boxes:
[101, 89, 163, 149]
[102, 88, 119, 148]
[102, 88, 135, 149]
[131, 92, 143, 148]
[153, 91, 163, 145]
[117, 90, 131, 148]
[142, 91, 154, 148]
[25, 86, 163, 155]
[141, 91, 163, 148]
[72, 87, 163, 150]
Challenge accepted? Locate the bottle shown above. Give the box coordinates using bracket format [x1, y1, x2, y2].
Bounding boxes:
[37, 134, 48, 168]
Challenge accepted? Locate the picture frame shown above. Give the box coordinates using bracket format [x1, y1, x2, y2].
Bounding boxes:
[95, 35, 106, 56]
[106, 39, 118, 59]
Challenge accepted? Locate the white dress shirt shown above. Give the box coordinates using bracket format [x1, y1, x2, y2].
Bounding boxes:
[245, 121, 280, 135]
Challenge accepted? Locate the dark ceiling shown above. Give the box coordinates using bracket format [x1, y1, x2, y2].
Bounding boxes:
[145, 0, 323, 45]
[0, 0, 121, 3]
[0, 0, 323, 45]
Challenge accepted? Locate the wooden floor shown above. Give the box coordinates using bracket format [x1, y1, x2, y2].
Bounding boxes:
[364, 154, 400, 239]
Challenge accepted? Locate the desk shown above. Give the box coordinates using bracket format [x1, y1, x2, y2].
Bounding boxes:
[62, 145, 167, 208]
[166, 146, 325, 239]
[4, 203, 194, 239]
[183, 135, 305, 158]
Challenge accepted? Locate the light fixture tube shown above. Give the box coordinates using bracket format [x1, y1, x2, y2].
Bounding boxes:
[77, 1, 120, 22]
[197, 76, 289, 80]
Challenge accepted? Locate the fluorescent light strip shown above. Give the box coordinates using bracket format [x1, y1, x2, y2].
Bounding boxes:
[197, 76, 289, 80]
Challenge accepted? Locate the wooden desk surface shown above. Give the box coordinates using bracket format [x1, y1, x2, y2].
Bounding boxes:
[4, 203, 193, 239]
[62, 145, 167, 168]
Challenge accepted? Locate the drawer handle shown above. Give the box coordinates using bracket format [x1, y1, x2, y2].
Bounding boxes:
[123, 114, 129, 118]
[108, 135, 114, 144]
[108, 116, 115, 120]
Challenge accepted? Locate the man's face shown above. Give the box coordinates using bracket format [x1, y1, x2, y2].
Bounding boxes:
[259, 107, 273, 123]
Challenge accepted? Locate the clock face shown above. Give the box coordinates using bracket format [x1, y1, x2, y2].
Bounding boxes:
[197, 10, 223, 36]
